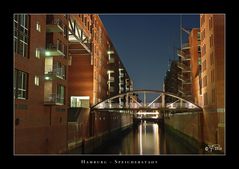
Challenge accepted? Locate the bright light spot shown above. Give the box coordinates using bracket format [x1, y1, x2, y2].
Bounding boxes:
[107, 50, 114, 55]
[45, 76, 50, 80]
[45, 51, 51, 56]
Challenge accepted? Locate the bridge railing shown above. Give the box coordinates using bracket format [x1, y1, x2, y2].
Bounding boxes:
[93, 102, 198, 109]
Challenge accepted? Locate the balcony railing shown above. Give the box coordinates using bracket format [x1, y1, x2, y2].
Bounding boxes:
[109, 76, 115, 82]
[177, 73, 183, 81]
[182, 43, 190, 50]
[44, 66, 65, 80]
[46, 18, 64, 33]
[44, 93, 64, 105]
[45, 42, 65, 57]
[177, 50, 191, 60]
[178, 62, 191, 72]
[183, 78, 192, 84]
[109, 87, 115, 93]
[178, 86, 184, 94]
[108, 58, 115, 64]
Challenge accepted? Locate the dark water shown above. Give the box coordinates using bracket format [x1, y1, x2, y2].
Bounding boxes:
[91, 121, 198, 155]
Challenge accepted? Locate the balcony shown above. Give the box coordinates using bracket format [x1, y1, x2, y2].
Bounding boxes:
[109, 87, 115, 93]
[183, 78, 192, 84]
[44, 93, 64, 105]
[119, 76, 124, 83]
[46, 18, 64, 33]
[182, 66, 191, 72]
[107, 77, 115, 84]
[44, 66, 65, 80]
[177, 73, 184, 81]
[178, 62, 191, 72]
[177, 50, 191, 60]
[178, 86, 184, 94]
[182, 43, 190, 50]
[108, 58, 115, 64]
[177, 62, 184, 69]
[45, 42, 65, 57]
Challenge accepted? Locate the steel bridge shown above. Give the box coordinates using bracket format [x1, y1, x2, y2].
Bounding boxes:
[91, 90, 203, 117]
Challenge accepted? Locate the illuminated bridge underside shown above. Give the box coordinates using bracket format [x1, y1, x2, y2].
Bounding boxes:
[91, 90, 202, 113]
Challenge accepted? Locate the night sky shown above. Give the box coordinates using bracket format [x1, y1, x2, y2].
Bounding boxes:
[100, 14, 200, 91]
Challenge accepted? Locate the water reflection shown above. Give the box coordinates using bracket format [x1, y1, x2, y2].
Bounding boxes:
[138, 121, 160, 154]
[91, 120, 198, 154]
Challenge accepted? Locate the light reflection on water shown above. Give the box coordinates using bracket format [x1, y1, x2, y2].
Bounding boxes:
[90, 120, 197, 154]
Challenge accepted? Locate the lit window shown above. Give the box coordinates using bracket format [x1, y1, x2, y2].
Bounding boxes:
[14, 14, 29, 57]
[36, 21, 41, 32]
[35, 48, 40, 58]
[34, 76, 40, 86]
[15, 69, 28, 99]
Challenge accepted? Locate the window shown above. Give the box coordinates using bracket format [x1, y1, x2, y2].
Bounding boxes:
[201, 29, 205, 41]
[210, 35, 214, 48]
[211, 69, 215, 82]
[14, 14, 29, 57]
[36, 21, 41, 32]
[70, 96, 90, 108]
[34, 76, 40, 86]
[204, 92, 208, 106]
[84, 17, 87, 26]
[202, 60, 206, 72]
[35, 48, 40, 58]
[210, 52, 214, 65]
[63, 25, 67, 38]
[212, 88, 216, 104]
[14, 69, 28, 99]
[57, 85, 65, 104]
[209, 17, 213, 30]
[201, 15, 205, 25]
[55, 62, 66, 79]
[203, 75, 207, 87]
[201, 44, 206, 56]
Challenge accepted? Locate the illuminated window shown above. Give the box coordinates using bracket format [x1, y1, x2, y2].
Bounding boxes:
[14, 14, 29, 57]
[15, 69, 28, 99]
[35, 48, 40, 58]
[34, 76, 39, 86]
[36, 21, 41, 32]
[70, 96, 90, 108]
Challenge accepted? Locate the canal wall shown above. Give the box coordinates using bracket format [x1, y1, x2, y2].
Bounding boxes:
[67, 108, 133, 153]
[165, 109, 225, 153]
[67, 123, 132, 154]
[164, 112, 202, 152]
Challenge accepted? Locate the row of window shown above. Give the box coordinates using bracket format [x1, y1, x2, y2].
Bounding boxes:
[94, 116, 119, 121]
[15, 15, 68, 59]
[14, 14, 29, 57]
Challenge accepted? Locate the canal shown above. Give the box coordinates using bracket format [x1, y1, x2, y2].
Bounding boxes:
[87, 121, 200, 155]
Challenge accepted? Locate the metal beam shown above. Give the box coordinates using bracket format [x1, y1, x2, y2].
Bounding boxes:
[129, 95, 142, 107]
[147, 94, 161, 107]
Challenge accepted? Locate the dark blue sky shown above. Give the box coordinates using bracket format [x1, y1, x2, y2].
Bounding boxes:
[100, 14, 199, 90]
